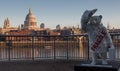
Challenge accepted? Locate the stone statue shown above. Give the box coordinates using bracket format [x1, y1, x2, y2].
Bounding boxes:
[81, 9, 115, 65]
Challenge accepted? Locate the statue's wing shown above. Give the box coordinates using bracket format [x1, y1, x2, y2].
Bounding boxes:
[81, 9, 97, 31]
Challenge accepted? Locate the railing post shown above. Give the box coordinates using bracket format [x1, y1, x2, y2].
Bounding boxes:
[7, 36, 12, 62]
[32, 36, 34, 61]
[87, 36, 90, 60]
[78, 36, 80, 59]
[67, 36, 69, 60]
[53, 36, 56, 61]
[8, 40, 11, 62]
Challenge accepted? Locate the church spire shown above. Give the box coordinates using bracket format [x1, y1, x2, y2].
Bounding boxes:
[4, 19, 7, 28]
[6, 17, 10, 24]
[3, 18, 10, 28]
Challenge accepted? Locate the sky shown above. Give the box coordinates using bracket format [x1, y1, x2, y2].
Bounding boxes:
[0, 0, 120, 29]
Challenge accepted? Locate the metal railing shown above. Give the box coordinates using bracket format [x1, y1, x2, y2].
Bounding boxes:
[0, 33, 120, 61]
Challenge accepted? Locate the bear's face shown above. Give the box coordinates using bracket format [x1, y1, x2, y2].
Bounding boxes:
[89, 15, 102, 26]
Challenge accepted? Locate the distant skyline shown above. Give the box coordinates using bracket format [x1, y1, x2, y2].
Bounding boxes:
[0, 0, 120, 29]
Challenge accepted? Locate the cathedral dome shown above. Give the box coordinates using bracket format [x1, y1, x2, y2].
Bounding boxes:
[24, 8, 37, 29]
[25, 8, 37, 22]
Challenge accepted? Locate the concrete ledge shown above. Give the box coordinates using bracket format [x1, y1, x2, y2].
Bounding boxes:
[74, 64, 120, 71]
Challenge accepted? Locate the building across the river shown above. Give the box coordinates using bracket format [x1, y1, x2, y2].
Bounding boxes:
[0, 8, 81, 36]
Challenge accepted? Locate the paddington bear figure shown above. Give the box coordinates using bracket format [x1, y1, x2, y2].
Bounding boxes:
[81, 9, 115, 65]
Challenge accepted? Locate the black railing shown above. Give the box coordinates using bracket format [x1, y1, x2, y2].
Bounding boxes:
[0, 33, 120, 61]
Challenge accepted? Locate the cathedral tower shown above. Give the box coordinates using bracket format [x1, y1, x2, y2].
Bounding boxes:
[3, 18, 10, 28]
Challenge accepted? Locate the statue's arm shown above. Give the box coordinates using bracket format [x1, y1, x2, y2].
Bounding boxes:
[81, 10, 90, 32]
[105, 29, 113, 48]
[105, 29, 115, 60]
[81, 9, 97, 32]
[81, 11, 88, 32]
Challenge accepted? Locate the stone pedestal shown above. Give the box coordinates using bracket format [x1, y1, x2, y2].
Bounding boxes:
[74, 64, 120, 71]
